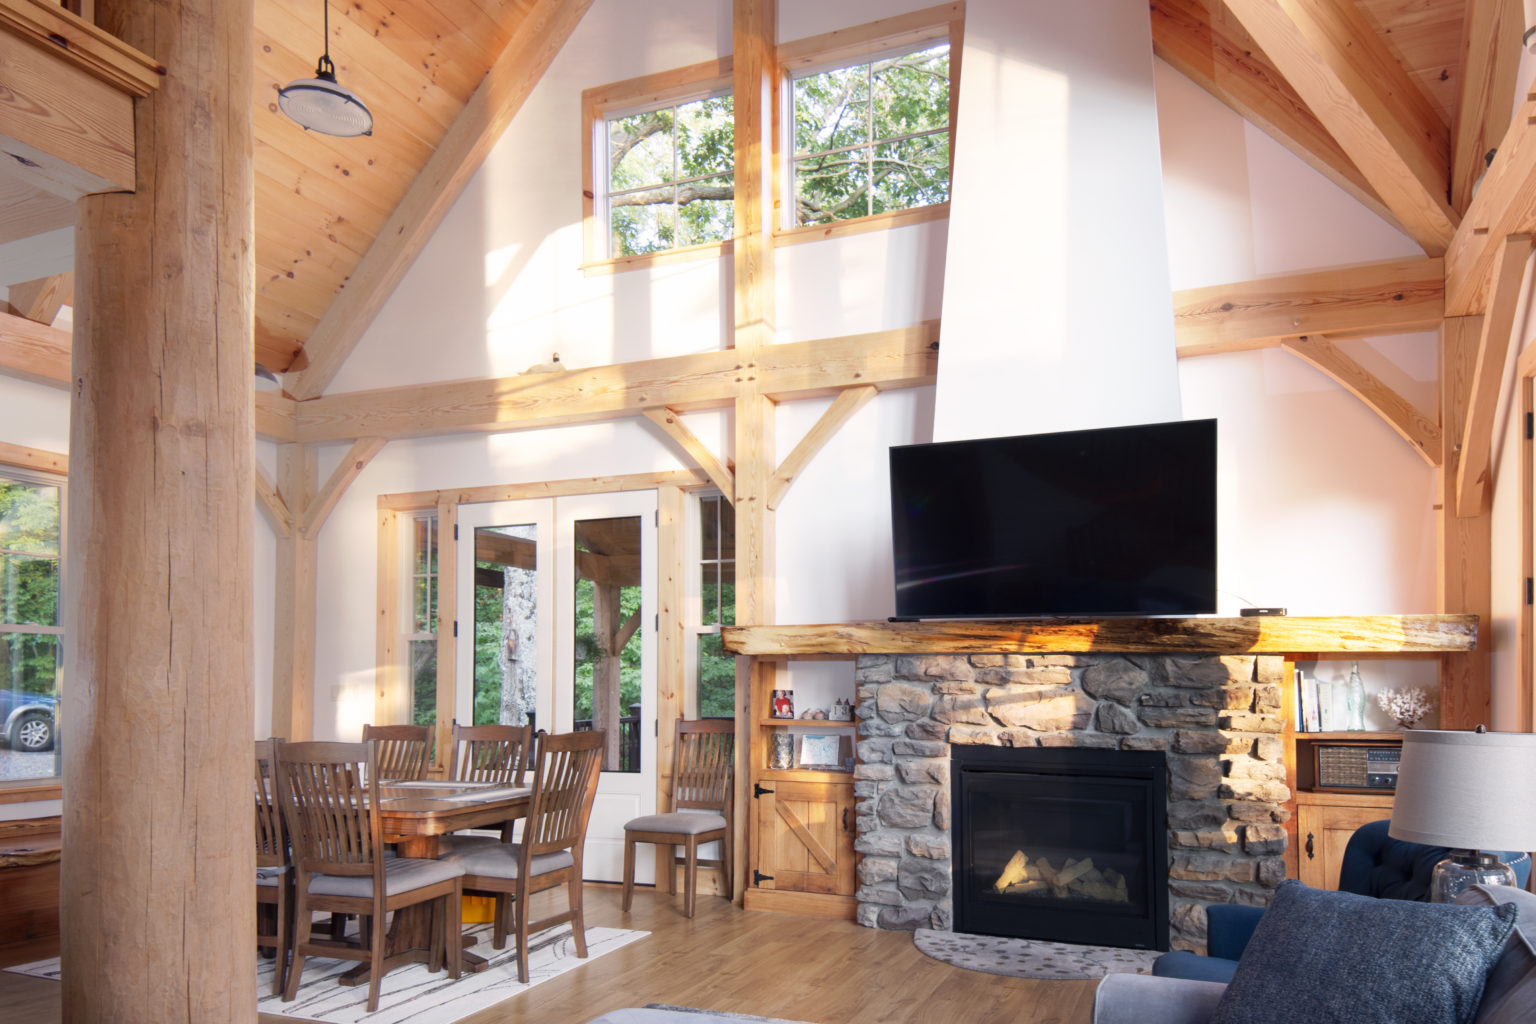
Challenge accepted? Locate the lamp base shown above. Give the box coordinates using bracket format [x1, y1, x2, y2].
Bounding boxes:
[1430, 850, 1518, 903]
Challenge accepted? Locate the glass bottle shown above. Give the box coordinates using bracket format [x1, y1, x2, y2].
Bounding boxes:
[1343, 661, 1366, 731]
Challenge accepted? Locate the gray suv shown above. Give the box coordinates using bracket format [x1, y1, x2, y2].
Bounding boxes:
[0, 688, 56, 752]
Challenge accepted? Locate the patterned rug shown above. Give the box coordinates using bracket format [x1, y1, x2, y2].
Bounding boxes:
[6, 924, 647, 1023]
[913, 928, 1160, 980]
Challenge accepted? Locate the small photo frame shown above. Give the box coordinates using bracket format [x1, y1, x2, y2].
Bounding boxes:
[797, 734, 846, 770]
[770, 689, 795, 719]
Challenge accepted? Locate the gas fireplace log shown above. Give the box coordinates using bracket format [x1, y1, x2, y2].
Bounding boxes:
[993, 850, 1031, 892]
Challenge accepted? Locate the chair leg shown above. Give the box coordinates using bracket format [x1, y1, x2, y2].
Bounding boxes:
[428, 896, 445, 974]
[721, 827, 733, 902]
[492, 892, 509, 950]
[329, 911, 348, 940]
[512, 888, 532, 984]
[446, 884, 462, 980]
[282, 893, 312, 1003]
[570, 876, 589, 958]
[684, 836, 699, 918]
[273, 885, 291, 996]
[366, 904, 387, 1013]
[621, 833, 636, 912]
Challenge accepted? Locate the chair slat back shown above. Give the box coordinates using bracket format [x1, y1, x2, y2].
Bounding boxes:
[451, 721, 532, 785]
[672, 719, 734, 813]
[523, 730, 604, 857]
[255, 738, 287, 868]
[276, 740, 379, 879]
[363, 723, 431, 780]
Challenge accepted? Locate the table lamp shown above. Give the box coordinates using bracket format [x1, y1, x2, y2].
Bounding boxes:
[1388, 727, 1536, 902]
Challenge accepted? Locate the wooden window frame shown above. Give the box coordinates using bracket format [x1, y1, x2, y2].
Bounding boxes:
[686, 490, 735, 719]
[773, 2, 964, 247]
[581, 57, 737, 274]
[0, 442, 67, 801]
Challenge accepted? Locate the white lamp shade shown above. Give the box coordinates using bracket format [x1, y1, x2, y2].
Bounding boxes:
[1389, 729, 1536, 852]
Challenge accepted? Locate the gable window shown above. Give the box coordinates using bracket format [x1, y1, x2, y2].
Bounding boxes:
[789, 40, 951, 227]
[0, 464, 64, 783]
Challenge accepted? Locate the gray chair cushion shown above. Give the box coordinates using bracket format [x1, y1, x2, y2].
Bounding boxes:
[307, 856, 463, 898]
[443, 840, 574, 880]
[624, 812, 726, 836]
[1457, 884, 1536, 1024]
[255, 866, 288, 885]
[1209, 880, 1517, 1024]
[435, 834, 505, 855]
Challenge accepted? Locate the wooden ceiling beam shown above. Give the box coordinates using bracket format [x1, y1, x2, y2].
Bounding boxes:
[7, 272, 73, 324]
[290, 322, 939, 445]
[1150, 0, 1393, 226]
[285, 0, 595, 401]
[768, 384, 877, 511]
[1455, 233, 1532, 515]
[254, 463, 293, 539]
[299, 437, 387, 539]
[0, 309, 69, 385]
[1449, 0, 1522, 214]
[1445, 76, 1536, 316]
[1223, 0, 1456, 255]
[1280, 335, 1442, 467]
[1172, 258, 1443, 356]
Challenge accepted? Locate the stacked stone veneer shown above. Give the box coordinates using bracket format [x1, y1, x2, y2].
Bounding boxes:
[852, 652, 1291, 951]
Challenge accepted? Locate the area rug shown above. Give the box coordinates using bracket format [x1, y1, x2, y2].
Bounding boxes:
[913, 927, 1159, 980]
[643, 1006, 818, 1023]
[6, 924, 648, 1023]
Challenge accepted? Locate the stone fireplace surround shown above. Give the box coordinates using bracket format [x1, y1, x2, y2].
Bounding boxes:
[852, 651, 1291, 951]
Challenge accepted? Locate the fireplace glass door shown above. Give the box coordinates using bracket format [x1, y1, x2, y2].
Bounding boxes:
[952, 746, 1168, 950]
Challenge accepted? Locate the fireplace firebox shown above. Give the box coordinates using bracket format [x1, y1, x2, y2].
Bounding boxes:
[951, 745, 1169, 950]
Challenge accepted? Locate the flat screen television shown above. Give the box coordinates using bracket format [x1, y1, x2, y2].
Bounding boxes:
[889, 419, 1216, 619]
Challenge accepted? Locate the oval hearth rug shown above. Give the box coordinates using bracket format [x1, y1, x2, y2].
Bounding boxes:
[913, 928, 1160, 980]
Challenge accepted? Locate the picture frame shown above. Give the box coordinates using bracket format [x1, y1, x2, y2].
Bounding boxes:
[797, 734, 845, 770]
[770, 688, 795, 719]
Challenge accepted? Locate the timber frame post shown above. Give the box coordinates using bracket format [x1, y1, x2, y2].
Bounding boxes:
[273, 444, 319, 740]
[62, 0, 257, 1020]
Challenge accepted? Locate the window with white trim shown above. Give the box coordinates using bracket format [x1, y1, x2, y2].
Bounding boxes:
[690, 493, 735, 719]
[0, 465, 64, 780]
[408, 513, 438, 728]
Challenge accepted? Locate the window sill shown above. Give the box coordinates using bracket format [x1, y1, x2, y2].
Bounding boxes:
[583, 238, 732, 276]
[775, 202, 949, 247]
[0, 780, 62, 805]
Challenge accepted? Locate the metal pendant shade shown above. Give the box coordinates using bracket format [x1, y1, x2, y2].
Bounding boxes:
[278, 4, 373, 138]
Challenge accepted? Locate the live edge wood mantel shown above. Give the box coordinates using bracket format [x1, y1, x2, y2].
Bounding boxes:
[719, 614, 1478, 657]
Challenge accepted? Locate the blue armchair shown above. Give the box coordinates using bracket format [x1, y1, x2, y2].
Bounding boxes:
[1152, 819, 1531, 983]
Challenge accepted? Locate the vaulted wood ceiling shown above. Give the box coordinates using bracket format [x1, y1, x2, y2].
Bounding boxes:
[0, 0, 1512, 398]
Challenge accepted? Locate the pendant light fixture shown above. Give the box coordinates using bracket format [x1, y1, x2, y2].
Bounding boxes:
[278, 1, 373, 138]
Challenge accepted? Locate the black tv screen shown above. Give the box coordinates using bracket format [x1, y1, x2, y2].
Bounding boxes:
[890, 419, 1216, 619]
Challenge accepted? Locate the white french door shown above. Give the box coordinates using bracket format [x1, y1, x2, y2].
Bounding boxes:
[455, 491, 658, 883]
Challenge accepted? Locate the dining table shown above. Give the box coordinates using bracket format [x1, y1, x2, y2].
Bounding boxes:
[335, 777, 531, 986]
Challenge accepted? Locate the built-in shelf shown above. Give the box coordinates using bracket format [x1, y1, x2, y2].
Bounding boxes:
[721, 615, 1477, 657]
[758, 718, 857, 729]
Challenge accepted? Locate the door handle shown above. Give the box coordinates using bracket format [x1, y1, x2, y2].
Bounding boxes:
[1305, 832, 1315, 860]
[842, 807, 851, 832]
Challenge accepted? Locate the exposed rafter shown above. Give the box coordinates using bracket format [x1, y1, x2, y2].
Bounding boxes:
[286, 0, 595, 400]
[1149, 0, 1393, 227]
[1223, 0, 1456, 255]
[1450, 0, 1522, 214]
[643, 408, 735, 502]
[1172, 259, 1443, 356]
[299, 437, 387, 539]
[769, 385, 877, 511]
[7, 272, 72, 324]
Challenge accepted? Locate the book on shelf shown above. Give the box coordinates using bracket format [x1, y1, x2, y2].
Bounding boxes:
[1297, 669, 1321, 733]
[1316, 679, 1335, 732]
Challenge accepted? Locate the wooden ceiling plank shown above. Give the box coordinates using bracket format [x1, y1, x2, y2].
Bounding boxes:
[1150, 0, 1394, 227]
[643, 408, 736, 503]
[288, 0, 597, 400]
[1445, 76, 1536, 316]
[1281, 335, 1441, 466]
[1172, 257, 1444, 355]
[1223, 0, 1457, 254]
[1455, 233, 1532, 515]
[1449, 0, 1522, 214]
[768, 385, 877, 511]
[292, 323, 936, 444]
[299, 436, 387, 538]
[7, 272, 73, 324]
[337, 0, 508, 100]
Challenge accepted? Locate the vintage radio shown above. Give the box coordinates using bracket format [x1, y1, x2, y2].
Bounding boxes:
[1313, 742, 1401, 792]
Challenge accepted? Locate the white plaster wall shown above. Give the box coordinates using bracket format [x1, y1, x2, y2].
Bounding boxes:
[931, 0, 1182, 441]
[0, 377, 68, 453]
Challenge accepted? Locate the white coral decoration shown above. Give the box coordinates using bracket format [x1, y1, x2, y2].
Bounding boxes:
[1376, 687, 1433, 729]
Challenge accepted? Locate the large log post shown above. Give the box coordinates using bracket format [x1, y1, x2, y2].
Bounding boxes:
[62, 0, 256, 1020]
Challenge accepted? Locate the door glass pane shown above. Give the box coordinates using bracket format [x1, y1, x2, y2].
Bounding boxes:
[473, 524, 538, 727]
[410, 639, 436, 728]
[573, 515, 642, 772]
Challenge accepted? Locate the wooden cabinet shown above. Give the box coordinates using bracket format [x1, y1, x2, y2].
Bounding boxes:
[752, 777, 856, 896]
[1296, 793, 1394, 890]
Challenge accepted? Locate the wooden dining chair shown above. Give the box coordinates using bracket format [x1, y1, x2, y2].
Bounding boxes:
[254, 738, 292, 996]
[451, 720, 533, 786]
[275, 740, 464, 1013]
[362, 723, 431, 780]
[443, 729, 604, 983]
[620, 718, 734, 917]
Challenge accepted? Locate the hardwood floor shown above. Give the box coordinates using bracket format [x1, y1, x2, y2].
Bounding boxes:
[0, 886, 1100, 1024]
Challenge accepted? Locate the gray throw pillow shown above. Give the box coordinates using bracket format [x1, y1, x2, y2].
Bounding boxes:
[1455, 884, 1536, 1024]
[1209, 880, 1517, 1024]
